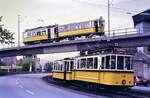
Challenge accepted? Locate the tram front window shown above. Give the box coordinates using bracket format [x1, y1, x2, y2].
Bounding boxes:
[117, 56, 124, 70]
[81, 59, 86, 69]
[87, 58, 93, 69]
[111, 56, 116, 69]
[94, 57, 98, 69]
[106, 56, 110, 69]
[125, 56, 131, 70]
[101, 57, 105, 69]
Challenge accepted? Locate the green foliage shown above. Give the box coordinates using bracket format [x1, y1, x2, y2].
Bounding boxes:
[44, 62, 53, 72]
[0, 16, 14, 44]
[21, 58, 35, 72]
[0, 60, 7, 66]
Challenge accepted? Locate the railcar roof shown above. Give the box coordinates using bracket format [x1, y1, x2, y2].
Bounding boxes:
[76, 53, 132, 58]
[24, 25, 55, 32]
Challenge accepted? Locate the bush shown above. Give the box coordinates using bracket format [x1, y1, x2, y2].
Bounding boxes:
[0, 61, 7, 66]
[44, 62, 53, 72]
[21, 58, 35, 72]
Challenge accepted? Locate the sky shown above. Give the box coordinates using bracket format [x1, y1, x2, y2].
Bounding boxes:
[0, 0, 150, 62]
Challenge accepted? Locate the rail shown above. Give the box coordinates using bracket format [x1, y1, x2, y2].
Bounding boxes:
[0, 27, 150, 49]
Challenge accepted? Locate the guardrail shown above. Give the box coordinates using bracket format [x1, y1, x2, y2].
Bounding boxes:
[0, 27, 150, 49]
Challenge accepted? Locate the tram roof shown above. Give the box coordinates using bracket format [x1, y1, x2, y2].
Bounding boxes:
[76, 53, 132, 58]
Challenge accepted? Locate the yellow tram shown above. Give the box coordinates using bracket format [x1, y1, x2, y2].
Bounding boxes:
[52, 48, 134, 88]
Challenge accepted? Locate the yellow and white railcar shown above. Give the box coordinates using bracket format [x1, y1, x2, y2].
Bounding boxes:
[72, 53, 134, 87]
[58, 17, 105, 39]
[23, 25, 57, 44]
[52, 58, 74, 81]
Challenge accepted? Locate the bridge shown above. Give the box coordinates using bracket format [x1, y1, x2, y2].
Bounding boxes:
[0, 28, 150, 57]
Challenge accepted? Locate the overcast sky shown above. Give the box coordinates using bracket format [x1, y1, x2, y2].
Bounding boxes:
[0, 0, 150, 42]
[0, 0, 150, 61]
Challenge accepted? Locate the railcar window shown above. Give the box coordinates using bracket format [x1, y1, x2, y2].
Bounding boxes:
[87, 58, 93, 69]
[131, 57, 133, 70]
[64, 61, 69, 71]
[106, 56, 110, 69]
[101, 57, 105, 69]
[70, 61, 73, 70]
[125, 56, 131, 70]
[111, 56, 116, 69]
[117, 56, 124, 70]
[94, 57, 98, 69]
[81, 59, 86, 69]
[60, 64, 63, 71]
[37, 32, 40, 36]
[77, 60, 80, 69]
[67, 61, 69, 71]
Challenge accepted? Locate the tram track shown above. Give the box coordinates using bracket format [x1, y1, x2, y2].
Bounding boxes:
[43, 76, 150, 98]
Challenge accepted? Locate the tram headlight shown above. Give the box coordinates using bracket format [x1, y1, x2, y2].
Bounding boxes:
[122, 80, 126, 85]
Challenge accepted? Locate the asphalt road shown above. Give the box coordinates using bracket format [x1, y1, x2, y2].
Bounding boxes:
[0, 73, 107, 98]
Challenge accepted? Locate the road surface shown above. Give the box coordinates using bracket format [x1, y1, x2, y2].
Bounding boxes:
[0, 73, 107, 98]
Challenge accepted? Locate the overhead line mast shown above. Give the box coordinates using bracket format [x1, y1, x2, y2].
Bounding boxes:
[108, 0, 110, 36]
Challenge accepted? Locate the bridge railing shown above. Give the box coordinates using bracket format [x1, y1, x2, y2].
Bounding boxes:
[0, 27, 150, 49]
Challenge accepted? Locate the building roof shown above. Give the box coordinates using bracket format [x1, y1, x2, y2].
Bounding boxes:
[132, 9, 150, 26]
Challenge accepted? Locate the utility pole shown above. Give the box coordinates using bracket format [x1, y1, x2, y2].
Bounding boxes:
[108, 0, 110, 36]
[18, 15, 21, 46]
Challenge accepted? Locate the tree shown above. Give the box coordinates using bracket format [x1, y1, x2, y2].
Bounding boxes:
[21, 58, 35, 72]
[44, 62, 53, 72]
[0, 16, 14, 45]
[0, 60, 7, 66]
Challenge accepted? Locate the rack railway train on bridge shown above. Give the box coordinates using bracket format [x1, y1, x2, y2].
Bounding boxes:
[23, 17, 105, 45]
[52, 47, 134, 89]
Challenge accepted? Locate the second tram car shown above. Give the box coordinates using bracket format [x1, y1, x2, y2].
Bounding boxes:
[52, 58, 74, 81]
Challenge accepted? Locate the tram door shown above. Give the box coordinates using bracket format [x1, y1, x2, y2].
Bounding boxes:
[94, 20, 99, 32]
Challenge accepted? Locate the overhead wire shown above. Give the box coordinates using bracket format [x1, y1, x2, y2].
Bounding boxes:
[73, 0, 139, 15]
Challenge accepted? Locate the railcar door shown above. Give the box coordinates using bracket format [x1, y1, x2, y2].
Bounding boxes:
[48, 28, 51, 39]
[50, 27, 55, 39]
[94, 20, 99, 32]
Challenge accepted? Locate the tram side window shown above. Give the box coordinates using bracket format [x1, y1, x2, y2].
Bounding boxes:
[67, 61, 70, 71]
[37, 32, 40, 36]
[70, 61, 74, 70]
[94, 57, 98, 69]
[87, 58, 93, 69]
[117, 56, 124, 70]
[58, 64, 61, 71]
[111, 56, 116, 69]
[65, 61, 69, 71]
[81, 59, 86, 69]
[101, 57, 105, 69]
[125, 56, 131, 70]
[106, 56, 110, 69]
[60, 64, 63, 71]
[77, 60, 80, 69]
